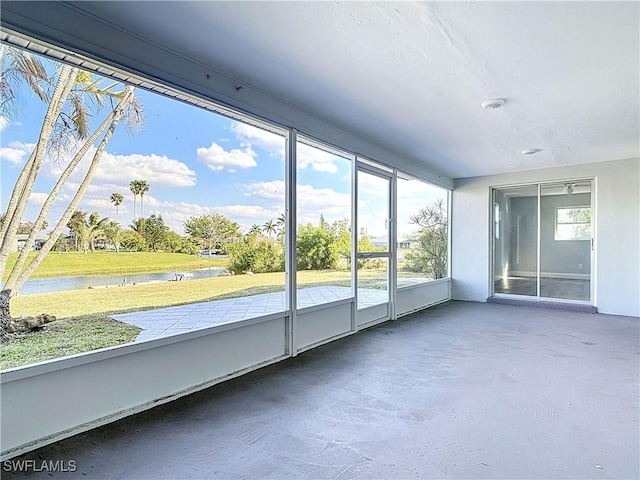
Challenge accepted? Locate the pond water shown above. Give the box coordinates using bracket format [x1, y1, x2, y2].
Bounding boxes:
[17, 267, 228, 296]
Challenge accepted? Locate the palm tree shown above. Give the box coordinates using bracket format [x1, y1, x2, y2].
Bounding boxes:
[103, 220, 124, 254]
[0, 45, 49, 122]
[276, 213, 286, 241]
[248, 224, 262, 237]
[129, 180, 141, 220]
[76, 212, 109, 254]
[0, 48, 143, 339]
[263, 219, 276, 239]
[1, 64, 142, 331]
[110, 193, 124, 222]
[138, 180, 150, 217]
[67, 210, 87, 251]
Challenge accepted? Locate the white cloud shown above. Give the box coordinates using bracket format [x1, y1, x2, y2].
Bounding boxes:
[231, 122, 284, 156]
[95, 152, 196, 187]
[42, 143, 196, 189]
[232, 122, 345, 174]
[0, 141, 35, 164]
[27, 192, 49, 207]
[240, 180, 350, 225]
[240, 180, 285, 202]
[196, 142, 257, 172]
[297, 143, 342, 174]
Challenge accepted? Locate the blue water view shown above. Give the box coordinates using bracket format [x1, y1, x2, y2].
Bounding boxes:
[17, 268, 228, 296]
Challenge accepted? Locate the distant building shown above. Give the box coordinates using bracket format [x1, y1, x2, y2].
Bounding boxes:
[372, 236, 415, 249]
[12, 233, 49, 252]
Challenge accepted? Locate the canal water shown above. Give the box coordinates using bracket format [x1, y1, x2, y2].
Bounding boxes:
[17, 267, 228, 296]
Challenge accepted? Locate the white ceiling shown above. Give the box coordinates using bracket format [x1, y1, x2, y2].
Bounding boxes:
[6, 1, 640, 179]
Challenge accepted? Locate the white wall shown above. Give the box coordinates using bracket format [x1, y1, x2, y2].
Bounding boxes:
[452, 157, 640, 317]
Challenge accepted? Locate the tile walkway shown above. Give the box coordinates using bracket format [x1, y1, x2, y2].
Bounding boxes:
[113, 286, 387, 342]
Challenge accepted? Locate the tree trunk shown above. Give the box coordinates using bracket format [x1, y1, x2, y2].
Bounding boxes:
[0, 289, 11, 342]
[3, 110, 115, 291]
[11, 86, 135, 294]
[0, 65, 77, 280]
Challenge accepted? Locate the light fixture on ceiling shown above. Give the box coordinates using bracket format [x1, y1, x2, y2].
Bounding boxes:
[521, 148, 541, 155]
[481, 98, 505, 109]
[564, 183, 574, 195]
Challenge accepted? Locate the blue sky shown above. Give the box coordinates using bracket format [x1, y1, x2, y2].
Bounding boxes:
[1, 56, 446, 240]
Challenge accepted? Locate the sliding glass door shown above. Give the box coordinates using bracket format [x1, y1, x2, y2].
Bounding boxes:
[492, 180, 593, 303]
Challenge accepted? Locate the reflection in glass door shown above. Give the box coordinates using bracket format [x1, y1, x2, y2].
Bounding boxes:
[356, 167, 391, 323]
[493, 186, 539, 297]
[540, 182, 592, 301]
[492, 181, 593, 303]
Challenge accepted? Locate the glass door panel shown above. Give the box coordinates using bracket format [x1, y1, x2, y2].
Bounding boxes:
[357, 257, 389, 309]
[356, 168, 390, 318]
[539, 182, 591, 301]
[493, 186, 539, 297]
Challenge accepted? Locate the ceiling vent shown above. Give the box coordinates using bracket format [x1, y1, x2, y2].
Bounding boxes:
[481, 98, 505, 109]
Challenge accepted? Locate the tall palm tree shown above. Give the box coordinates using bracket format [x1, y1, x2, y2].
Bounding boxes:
[0, 45, 49, 122]
[138, 180, 150, 217]
[129, 180, 141, 220]
[263, 219, 276, 239]
[110, 192, 124, 222]
[0, 49, 143, 336]
[2, 81, 141, 308]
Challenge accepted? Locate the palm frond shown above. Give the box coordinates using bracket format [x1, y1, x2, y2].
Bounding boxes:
[69, 93, 90, 139]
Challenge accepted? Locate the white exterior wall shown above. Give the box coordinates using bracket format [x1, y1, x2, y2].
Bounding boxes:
[451, 157, 640, 317]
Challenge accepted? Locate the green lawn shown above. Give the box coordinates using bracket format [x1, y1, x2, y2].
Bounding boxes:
[3, 251, 227, 280]
[1, 268, 387, 369]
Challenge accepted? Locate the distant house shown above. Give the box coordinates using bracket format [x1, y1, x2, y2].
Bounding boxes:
[372, 236, 388, 248]
[12, 233, 49, 252]
[372, 236, 415, 249]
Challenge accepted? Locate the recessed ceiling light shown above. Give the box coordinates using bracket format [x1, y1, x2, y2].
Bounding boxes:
[521, 149, 541, 155]
[481, 98, 505, 109]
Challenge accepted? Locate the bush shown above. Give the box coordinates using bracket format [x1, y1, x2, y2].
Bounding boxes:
[296, 223, 339, 270]
[403, 199, 448, 279]
[227, 236, 284, 274]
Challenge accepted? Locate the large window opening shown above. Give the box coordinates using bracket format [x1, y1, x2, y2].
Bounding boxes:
[295, 137, 352, 308]
[0, 34, 452, 371]
[1, 44, 287, 366]
[396, 176, 450, 286]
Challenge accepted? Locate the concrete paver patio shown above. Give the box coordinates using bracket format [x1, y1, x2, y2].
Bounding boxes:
[113, 286, 387, 342]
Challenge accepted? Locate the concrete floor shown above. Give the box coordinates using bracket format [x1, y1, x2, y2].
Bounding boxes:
[4, 301, 638, 479]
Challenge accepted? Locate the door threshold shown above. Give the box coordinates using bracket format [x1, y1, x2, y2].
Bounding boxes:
[487, 297, 597, 313]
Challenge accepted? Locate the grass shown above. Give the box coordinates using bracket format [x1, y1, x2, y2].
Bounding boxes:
[3, 251, 227, 280]
[1, 268, 388, 369]
[0, 314, 141, 370]
[8, 269, 386, 317]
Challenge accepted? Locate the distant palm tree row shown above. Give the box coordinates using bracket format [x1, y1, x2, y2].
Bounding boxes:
[109, 181, 150, 222]
[250, 213, 286, 240]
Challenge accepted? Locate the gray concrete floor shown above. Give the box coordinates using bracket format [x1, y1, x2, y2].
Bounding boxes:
[5, 301, 639, 479]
